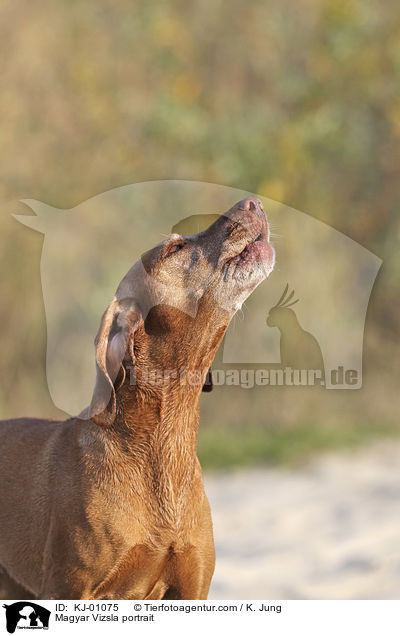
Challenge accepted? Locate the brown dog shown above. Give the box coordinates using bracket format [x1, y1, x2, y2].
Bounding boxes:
[0, 197, 275, 600]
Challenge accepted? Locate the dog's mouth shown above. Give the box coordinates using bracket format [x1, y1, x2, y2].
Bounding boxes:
[222, 223, 275, 283]
[224, 228, 266, 265]
[238, 232, 264, 257]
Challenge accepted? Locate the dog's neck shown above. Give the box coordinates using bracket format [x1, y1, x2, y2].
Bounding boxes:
[105, 321, 228, 524]
[109, 379, 203, 526]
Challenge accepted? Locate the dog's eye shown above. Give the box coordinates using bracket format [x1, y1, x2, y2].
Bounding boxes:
[166, 243, 185, 257]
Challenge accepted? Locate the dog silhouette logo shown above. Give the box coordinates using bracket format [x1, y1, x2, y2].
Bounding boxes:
[14, 183, 381, 408]
[2, 602, 50, 634]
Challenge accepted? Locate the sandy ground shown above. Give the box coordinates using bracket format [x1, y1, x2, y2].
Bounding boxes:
[205, 442, 400, 599]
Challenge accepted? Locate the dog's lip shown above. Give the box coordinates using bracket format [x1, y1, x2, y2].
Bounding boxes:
[241, 232, 264, 252]
[224, 229, 267, 265]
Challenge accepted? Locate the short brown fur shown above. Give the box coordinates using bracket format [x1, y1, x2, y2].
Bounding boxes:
[0, 198, 274, 599]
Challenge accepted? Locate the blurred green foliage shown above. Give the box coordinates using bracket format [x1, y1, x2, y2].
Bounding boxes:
[0, 0, 399, 462]
[198, 420, 400, 469]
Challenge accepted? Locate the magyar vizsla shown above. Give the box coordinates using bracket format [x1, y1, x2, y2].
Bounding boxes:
[0, 197, 275, 600]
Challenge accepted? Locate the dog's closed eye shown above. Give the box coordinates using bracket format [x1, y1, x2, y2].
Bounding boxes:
[165, 242, 185, 257]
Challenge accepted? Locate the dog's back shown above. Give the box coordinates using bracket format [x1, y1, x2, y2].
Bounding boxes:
[0, 418, 84, 594]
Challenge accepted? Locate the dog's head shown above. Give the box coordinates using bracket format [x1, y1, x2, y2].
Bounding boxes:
[86, 198, 275, 426]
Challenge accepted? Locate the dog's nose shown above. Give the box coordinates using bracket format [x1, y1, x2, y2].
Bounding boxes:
[239, 197, 264, 216]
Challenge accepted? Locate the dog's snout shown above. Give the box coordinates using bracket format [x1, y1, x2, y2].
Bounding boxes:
[240, 197, 264, 216]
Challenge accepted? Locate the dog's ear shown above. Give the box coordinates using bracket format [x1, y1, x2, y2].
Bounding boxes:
[202, 368, 214, 392]
[88, 296, 142, 427]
